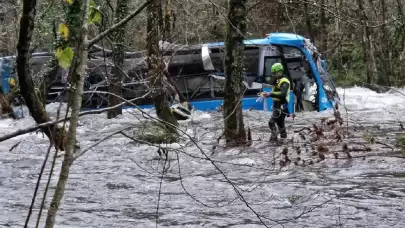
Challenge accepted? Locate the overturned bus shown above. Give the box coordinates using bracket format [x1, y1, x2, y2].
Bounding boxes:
[0, 32, 340, 115]
[138, 32, 340, 114]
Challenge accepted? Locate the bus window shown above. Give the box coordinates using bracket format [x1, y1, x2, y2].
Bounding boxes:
[243, 47, 260, 76]
[263, 57, 282, 76]
[283, 46, 305, 59]
[263, 57, 282, 84]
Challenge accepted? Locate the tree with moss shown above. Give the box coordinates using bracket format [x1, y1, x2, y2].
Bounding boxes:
[107, 0, 128, 119]
[223, 0, 247, 145]
[147, 0, 179, 133]
[44, 0, 91, 226]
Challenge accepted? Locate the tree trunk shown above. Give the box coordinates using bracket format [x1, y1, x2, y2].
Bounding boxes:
[107, 0, 128, 119]
[366, 0, 389, 86]
[223, 0, 247, 145]
[378, 0, 391, 85]
[394, 0, 405, 84]
[16, 0, 67, 151]
[0, 91, 13, 118]
[44, 0, 90, 227]
[367, 33, 379, 84]
[356, 0, 378, 84]
[333, 0, 339, 36]
[275, 1, 282, 32]
[147, 0, 178, 132]
[319, 0, 328, 54]
[304, 1, 315, 42]
[163, 0, 175, 42]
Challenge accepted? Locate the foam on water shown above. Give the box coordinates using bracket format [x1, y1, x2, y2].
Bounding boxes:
[2, 86, 405, 228]
[336, 86, 405, 111]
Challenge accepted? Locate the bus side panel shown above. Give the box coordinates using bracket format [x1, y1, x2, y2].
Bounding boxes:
[1, 61, 12, 94]
[288, 91, 295, 114]
[263, 87, 273, 111]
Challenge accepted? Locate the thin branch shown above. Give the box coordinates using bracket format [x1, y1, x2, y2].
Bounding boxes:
[24, 143, 53, 228]
[156, 151, 167, 228]
[73, 126, 132, 160]
[88, 0, 154, 47]
[36, 86, 72, 227]
[0, 92, 150, 143]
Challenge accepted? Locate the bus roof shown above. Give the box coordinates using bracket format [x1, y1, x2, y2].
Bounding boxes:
[206, 32, 306, 48]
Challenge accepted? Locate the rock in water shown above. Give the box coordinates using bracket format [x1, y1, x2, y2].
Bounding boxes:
[135, 121, 178, 144]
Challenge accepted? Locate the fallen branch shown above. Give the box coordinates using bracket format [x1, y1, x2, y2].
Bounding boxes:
[375, 141, 395, 151]
[334, 154, 405, 159]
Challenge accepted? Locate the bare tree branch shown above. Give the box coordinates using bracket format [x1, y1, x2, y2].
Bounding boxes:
[0, 92, 150, 142]
[88, 0, 154, 47]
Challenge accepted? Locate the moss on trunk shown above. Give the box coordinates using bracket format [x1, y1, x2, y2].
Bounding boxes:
[107, 0, 128, 119]
[147, 0, 179, 133]
[223, 0, 247, 145]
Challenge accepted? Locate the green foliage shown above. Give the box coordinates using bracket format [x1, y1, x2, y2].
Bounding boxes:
[329, 68, 365, 87]
[59, 23, 69, 41]
[325, 39, 368, 87]
[89, 0, 102, 24]
[55, 47, 74, 69]
[51, 0, 101, 69]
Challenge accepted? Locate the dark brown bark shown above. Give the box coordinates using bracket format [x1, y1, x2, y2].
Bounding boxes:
[319, 0, 328, 54]
[16, 0, 67, 150]
[397, 0, 405, 82]
[356, 0, 378, 84]
[275, 1, 282, 32]
[304, 1, 315, 42]
[366, 0, 389, 86]
[0, 91, 13, 117]
[223, 0, 247, 145]
[163, 0, 175, 42]
[378, 0, 391, 85]
[107, 0, 128, 119]
[147, 0, 178, 132]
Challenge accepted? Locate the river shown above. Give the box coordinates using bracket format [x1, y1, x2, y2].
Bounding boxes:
[1, 86, 405, 228]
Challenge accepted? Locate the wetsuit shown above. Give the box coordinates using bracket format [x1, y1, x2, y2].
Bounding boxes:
[268, 75, 290, 140]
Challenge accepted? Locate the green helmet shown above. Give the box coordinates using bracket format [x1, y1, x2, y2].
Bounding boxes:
[271, 63, 283, 73]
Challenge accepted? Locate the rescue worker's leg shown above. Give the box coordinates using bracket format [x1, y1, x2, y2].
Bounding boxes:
[277, 113, 287, 138]
[268, 108, 281, 141]
[277, 105, 288, 138]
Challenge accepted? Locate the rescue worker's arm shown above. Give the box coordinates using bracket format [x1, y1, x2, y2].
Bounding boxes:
[269, 82, 289, 101]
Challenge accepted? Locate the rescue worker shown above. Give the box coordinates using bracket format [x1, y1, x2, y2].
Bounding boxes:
[259, 63, 291, 141]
